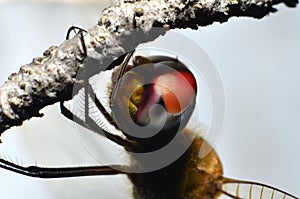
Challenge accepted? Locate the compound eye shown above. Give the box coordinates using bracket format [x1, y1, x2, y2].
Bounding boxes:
[111, 52, 198, 137]
[154, 70, 197, 114]
[133, 60, 197, 125]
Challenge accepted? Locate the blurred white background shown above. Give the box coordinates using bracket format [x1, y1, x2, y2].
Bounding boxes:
[0, 0, 299, 198]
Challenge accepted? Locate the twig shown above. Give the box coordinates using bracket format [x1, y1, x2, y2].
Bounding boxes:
[0, 0, 297, 137]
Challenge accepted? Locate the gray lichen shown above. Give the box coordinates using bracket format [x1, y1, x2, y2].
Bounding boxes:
[0, 0, 298, 136]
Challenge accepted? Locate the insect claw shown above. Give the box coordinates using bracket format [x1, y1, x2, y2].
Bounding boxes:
[66, 25, 87, 40]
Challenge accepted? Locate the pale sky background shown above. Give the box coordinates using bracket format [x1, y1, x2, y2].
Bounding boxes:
[0, 1, 299, 198]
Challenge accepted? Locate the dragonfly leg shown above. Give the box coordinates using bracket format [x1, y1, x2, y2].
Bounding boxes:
[66, 25, 87, 40]
[0, 158, 129, 178]
[85, 81, 117, 127]
[60, 100, 136, 149]
[66, 25, 87, 60]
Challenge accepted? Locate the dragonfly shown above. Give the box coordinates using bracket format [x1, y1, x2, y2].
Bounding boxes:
[0, 27, 298, 199]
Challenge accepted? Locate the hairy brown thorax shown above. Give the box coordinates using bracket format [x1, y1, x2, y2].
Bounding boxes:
[127, 130, 223, 199]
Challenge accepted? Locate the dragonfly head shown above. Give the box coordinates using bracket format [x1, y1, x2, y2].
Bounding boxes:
[111, 52, 197, 151]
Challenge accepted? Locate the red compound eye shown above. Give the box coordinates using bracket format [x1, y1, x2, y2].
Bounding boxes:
[154, 71, 197, 114]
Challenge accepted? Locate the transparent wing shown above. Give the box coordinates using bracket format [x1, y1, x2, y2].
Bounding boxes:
[219, 178, 299, 199]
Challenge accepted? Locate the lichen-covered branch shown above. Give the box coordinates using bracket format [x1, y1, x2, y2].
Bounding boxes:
[0, 0, 297, 136]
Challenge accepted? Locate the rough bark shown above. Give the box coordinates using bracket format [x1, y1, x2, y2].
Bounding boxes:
[0, 0, 298, 137]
